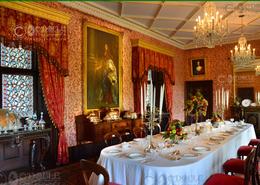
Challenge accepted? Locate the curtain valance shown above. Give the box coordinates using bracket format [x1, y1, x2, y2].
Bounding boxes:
[132, 46, 175, 85]
[0, 6, 68, 76]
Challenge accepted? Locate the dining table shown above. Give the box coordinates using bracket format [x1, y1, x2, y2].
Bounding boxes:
[90, 122, 256, 185]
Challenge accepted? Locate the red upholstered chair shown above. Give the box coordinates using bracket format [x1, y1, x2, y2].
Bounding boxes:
[237, 139, 259, 159]
[80, 159, 120, 185]
[223, 143, 260, 177]
[204, 149, 255, 185]
[237, 145, 254, 159]
[248, 139, 260, 146]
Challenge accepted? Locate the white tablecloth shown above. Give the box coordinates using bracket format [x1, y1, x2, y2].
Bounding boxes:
[90, 123, 256, 185]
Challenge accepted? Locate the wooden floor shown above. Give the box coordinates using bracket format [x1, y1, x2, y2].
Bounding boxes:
[1, 162, 86, 185]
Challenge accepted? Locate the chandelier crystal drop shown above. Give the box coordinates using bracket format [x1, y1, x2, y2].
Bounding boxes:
[194, 2, 228, 48]
[230, 15, 256, 67]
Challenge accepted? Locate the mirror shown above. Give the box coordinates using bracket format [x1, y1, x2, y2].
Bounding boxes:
[234, 58, 260, 104]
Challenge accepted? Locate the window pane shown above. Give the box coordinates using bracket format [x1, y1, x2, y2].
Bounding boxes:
[1, 44, 32, 69]
[2, 74, 34, 117]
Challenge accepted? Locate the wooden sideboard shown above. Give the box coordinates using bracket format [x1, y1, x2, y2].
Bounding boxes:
[75, 115, 143, 144]
[0, 128, 51, 172]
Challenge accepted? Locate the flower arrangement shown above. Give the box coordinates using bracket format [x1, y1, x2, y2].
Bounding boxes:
[163, 120, 187, 142]
[185, 92, 208, 122]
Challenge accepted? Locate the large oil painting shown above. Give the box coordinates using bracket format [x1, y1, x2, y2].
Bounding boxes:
[83, 23, 122, 112]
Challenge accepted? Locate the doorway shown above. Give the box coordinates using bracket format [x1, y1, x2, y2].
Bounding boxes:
[185, 80, 213, 124]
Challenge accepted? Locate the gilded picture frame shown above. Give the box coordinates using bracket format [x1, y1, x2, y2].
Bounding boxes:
[83, 23, 122, 113]
[191, 58, 206, 76]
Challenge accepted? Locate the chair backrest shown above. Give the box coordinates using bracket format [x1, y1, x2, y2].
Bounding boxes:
[104, 131, 122, 146]
[133, 126, 147, 138]
[80, 159, 109, 185]
[252, 143, 260, 185]
[120, 127, 134, 142]
[244, 149, 256, 185]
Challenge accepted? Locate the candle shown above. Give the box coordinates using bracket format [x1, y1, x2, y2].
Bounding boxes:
[218, 89, 221, 107]
[140, 85, 143, 116]
[223, 90, 226, 109]
[153, 87, 156, 114]
[222, 88, 224, 107]
[144, 83, 147, 114]
[150, 81, 153, 115]
[226, 90, 229, 109]
[159, 84, 165, 117]
[215, 90, 218, 107]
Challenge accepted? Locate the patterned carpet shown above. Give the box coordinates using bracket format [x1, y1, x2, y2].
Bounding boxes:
[0, 163, 85, 185]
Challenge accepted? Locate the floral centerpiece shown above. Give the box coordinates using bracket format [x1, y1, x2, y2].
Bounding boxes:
[163, 120, 187, 143]
[185, 92, 208, 135]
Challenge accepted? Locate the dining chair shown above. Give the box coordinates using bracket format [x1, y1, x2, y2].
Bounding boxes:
[119, 127, 134, 142]
[204, 149, 256, 185]
[80, 159, 120, 185]
[223, 143, 260, 184]
[133, 126, 147, 138]
[104, 131, 122, 146]
[237, 139, 259, 159]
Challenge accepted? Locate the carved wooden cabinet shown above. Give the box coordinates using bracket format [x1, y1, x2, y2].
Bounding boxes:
[75, 115, 143, 144]
[0, 128, 51, 171]
[244, 106, 260, 137]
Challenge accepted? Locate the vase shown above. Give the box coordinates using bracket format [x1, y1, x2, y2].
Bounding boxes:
[194, 112, 200, 136]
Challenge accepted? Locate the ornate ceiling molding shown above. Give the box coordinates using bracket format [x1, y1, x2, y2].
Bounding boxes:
[61, 2, 184, 49]
[0, 2, 71, 25]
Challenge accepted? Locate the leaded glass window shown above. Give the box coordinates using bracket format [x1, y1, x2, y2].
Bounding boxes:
[1, 44, 32, 69]
[0, 43, 34, 118]
[2, 74, 33, 117]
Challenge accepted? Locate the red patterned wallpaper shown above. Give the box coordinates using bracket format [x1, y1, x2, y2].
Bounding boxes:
[41, 2, 185, 146]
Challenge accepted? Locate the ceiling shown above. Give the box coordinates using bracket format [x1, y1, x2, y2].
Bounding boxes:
[62, 1, 260, 50]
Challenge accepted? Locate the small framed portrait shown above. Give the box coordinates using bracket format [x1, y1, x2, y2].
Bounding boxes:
[191, 58, 206, 76]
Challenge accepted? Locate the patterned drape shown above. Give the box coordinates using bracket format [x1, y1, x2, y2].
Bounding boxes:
[132, 46, 174, 120]
[0, 6, 69, 164]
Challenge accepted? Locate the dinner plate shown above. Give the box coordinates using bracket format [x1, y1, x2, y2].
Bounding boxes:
[107, 149, 122, 154]
[192, 146, 210, 152]
[241, 99, 251, 107]
[133, 138, 145, 142]
[182, 153, 199, 158]
[210, 136, 225, 141]
[127, 152, 146, 160]
[221, 133, 230, 137]
[207, 141, 220, 145]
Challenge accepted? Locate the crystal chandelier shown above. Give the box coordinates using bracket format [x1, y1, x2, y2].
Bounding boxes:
[256, 66, 260, 76]
[194, 2, 228, 48]
[230, 15, 255, 67]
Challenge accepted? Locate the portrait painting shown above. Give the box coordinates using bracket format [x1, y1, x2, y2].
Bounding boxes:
[191, 58, 206, 76]
[83, 23, 122, 112]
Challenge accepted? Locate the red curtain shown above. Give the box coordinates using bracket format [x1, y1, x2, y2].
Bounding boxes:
[0, 6, 69, 164]
[132, 46, 174, 120]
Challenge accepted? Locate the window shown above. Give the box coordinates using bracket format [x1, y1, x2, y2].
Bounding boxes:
[146, 69, 166, 112]
[0, 43, 37, 118]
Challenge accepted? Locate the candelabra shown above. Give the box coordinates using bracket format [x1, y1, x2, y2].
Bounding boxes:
[144, 110, 160, 153]
[215, 88, 229, 120]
